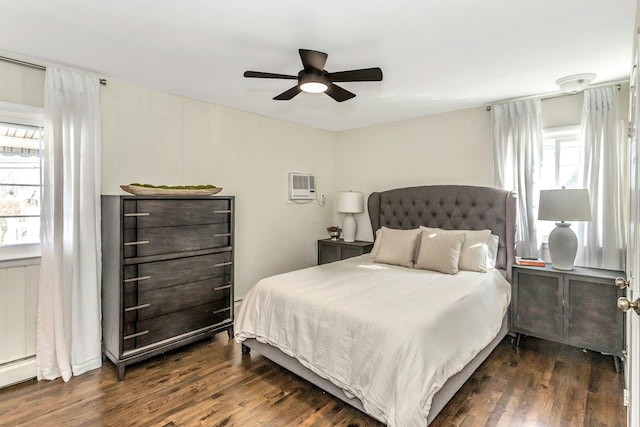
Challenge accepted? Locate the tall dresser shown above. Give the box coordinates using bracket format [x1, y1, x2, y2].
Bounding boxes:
[101, 195, 235, 380]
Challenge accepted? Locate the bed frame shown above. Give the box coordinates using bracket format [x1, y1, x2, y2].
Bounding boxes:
[242, 184, 517, 424]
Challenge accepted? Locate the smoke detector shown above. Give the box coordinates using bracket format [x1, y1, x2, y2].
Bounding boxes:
[555, 73, 596, 94]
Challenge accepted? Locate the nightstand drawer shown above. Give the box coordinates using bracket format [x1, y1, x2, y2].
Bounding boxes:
[565, 277, 623, 353]
[317, 239, 373, 265]
[513, 271, 562, 341]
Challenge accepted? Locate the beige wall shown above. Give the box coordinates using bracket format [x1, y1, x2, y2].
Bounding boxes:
[333, 107, 493, 241]
[0, 61, 44, 107]
[0, 58, 631, 298]
[0, 66, 338, 299]
[334, 83, 630, 242]
[541, 82, 630, 129]
[100, 80, 337, 298]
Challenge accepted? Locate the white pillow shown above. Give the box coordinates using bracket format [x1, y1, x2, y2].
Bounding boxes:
[414, 231, 465, 274]
[373, 227, 422, 268]
[420, 227, 493, 272]
[486, 234, 500, 270]
[370, 228, 382, 258]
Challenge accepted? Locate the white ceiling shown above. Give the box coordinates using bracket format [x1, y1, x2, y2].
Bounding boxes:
[0, 0, 637, 131]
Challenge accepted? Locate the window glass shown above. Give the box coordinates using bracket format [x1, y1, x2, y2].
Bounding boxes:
[538, 126, 581, 244]
[0, 122, 43, 247]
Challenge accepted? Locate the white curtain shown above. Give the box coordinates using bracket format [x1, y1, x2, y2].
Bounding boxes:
[491, 99, 542, 257]
[576, 86, 626, 271]
[36, 67, 102, 381]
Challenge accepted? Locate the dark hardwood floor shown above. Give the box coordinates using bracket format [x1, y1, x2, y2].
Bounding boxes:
[0, 334, 625, 426]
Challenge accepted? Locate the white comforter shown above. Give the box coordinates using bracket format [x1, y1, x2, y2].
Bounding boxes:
[235, 255, 511, 426]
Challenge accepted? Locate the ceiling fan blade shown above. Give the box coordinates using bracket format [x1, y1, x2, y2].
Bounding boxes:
[244, 71, 297, 79]
[273, 86, 301, 100]
[325, 84, 356, 102]
[328, 67, 383, 82]
[299, 49, 328, 72]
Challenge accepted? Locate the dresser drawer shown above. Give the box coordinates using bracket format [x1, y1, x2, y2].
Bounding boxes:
[123, 252, 232, 293]
[123, 223, 231, 258]
[122, 302, 232, 352]
[123, 277, 232, 321]
[123, 199, 231, 228]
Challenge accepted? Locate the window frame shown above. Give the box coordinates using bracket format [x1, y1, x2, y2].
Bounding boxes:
[0, 101, 44, 261]
[541, 125, 581, 189]
[537, 125, 582, 244]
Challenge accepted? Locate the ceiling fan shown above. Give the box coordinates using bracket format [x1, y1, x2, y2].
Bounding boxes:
[243, 49, 383, 102]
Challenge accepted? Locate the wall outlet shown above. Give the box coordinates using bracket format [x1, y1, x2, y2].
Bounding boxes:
[624, 389, 628, 406]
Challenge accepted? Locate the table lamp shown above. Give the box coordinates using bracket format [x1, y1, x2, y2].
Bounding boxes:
[538, 187, 592, 270]
[337, 191, 364, 243]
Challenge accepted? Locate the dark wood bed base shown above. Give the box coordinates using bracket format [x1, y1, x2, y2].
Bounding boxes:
[241, 185, 517, 424]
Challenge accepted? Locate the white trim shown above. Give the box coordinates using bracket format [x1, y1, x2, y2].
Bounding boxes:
[0, 357, 36, 389]
[0, 247, 40, 266]
[542, 125, 580, 139]
[0, 102, 43, 127]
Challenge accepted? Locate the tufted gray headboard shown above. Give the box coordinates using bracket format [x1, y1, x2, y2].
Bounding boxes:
[368, 185, 517, 281]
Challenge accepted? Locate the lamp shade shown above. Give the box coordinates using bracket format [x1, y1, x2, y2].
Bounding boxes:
[538, 188, 592, 222]
[337, 191, 364, 213]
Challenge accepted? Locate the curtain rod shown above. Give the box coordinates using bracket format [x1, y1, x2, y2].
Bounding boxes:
[0, 55, 107, 85]
[485, 81, 624, 111]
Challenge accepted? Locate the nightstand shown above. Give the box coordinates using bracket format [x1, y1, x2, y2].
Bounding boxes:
[511, 264, 625, 372]
[317, 239, 373, 265]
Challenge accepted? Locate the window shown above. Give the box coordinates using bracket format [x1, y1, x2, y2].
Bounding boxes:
[537, 125, 582, 242]
[0, 121, 43, 247]
[540, 126, 582, 189]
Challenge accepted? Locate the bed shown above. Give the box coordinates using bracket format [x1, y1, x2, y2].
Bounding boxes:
[235, 185, 517, 426]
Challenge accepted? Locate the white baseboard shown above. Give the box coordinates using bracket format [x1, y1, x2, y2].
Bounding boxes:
[0, 357, 36, 389]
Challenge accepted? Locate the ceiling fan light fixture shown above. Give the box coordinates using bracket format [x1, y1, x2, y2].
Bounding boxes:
[300, 81, 328, 93]
[299, 71, 330, 93]
[555, 73, 596, 94]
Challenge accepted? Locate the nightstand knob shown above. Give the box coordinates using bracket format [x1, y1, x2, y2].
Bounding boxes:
[617, 297, 640, 315]
[615, 277, 630, 289]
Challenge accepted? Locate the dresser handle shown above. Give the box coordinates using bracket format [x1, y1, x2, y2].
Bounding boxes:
[214, 285, 232, 291]
[124, 330, 149, 340]
[215, 261, 233, 267]
[213, 307, 231, 314]
[124, 240, 149, 246]
[124, 275, 151, 283]
[214, 233, 231, 237]
[213, 210, 231, 214]
[124, 212, 150, 217]
[125, 303, 151, 312]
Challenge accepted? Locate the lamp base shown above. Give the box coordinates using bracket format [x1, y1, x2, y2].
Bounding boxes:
[548, 222, 577, 270]
[342, 214, 357, 243]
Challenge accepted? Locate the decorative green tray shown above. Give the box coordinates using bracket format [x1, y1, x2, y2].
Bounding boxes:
[120, 184, 222, 196]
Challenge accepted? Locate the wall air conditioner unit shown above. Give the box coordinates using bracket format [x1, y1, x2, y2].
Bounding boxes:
[288, 172, 316, 200]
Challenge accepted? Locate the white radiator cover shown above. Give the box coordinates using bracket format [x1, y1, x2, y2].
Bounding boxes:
[0, 259, 39, 388]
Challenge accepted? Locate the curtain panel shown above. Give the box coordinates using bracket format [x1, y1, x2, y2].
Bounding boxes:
[36, 67, 102, 381]
[576, 86, 626, 271]
[491, 99, 542, 257]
